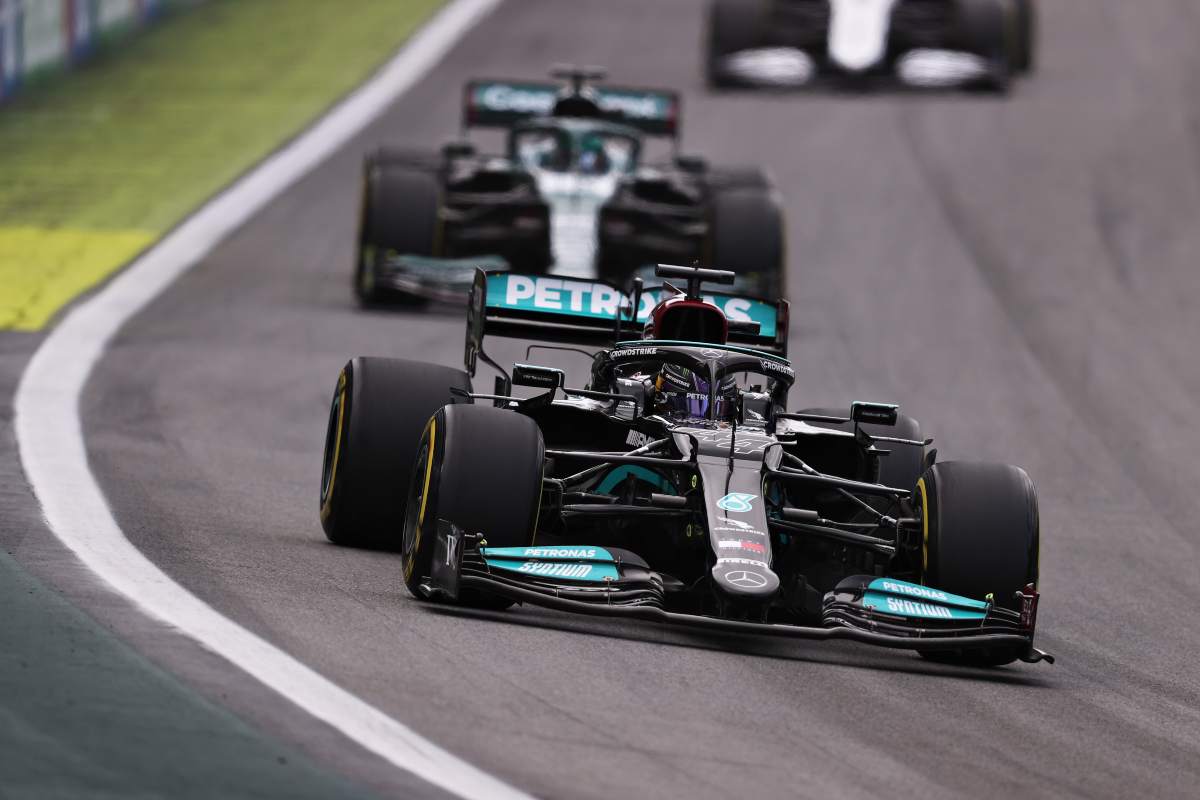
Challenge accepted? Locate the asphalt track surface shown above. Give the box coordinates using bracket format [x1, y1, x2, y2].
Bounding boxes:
[71, 0, 1200, 797]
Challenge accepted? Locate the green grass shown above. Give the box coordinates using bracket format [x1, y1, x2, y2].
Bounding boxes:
[0, 0, 445, 330]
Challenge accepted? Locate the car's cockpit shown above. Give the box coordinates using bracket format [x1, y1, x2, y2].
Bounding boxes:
[510, 119, 640, 177]
[597, 342, 794, 425]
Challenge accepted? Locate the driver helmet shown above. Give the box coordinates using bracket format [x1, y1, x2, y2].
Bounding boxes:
[577, 134, 610, 174]
[654, 363, 739, 420]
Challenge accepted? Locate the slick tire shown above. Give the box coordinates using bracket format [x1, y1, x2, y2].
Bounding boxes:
[1009, 0, 1035, 73]
[957, 0, 1015, 92]
[706, 0, 770, 88]
[918, 461, 1039, 666]
[709, 184, 785, 299]
[402, 404, 545, 609]
[319, 357, 471, 549]
[795, 408, 926, 491]
[355, 165, 440, 306]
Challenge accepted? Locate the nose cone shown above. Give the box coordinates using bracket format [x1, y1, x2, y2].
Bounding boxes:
[827, 0, 900, 73]
[712, 561, 781, 599]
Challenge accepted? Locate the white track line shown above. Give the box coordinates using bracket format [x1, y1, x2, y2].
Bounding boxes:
[14, 2, 531, 798]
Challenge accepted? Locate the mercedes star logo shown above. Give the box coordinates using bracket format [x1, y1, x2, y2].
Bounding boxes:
[725, 570, 768, 589]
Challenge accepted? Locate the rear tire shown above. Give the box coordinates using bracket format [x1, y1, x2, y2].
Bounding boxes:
[402, 404, 545, 608]
[355, 165, 440, 306]
[706, 0, 770, 88]
[709, 184, 785, 299]
[918, 461, 1040, 665]
[319, 358, 471, 548]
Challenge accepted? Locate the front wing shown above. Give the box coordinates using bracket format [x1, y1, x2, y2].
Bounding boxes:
[367, 254, 509, 303]
[423, 521, 1053, 664]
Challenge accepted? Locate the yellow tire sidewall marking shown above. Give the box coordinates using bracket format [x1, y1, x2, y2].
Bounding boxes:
[417, 417, 437, 528]
[319, 371, 349, 523]
[405, 417, 437, 580]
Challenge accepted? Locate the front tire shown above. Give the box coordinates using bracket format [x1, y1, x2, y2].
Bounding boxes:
[918, 461, 1040, 665]
[355, 164, 441, 306]
[706, 0, 770, 88]
[319, 357, 471, 548]
[402, 404, 545, 608]
[709, 182, 785, 299]
[1009, 0, 1035, 73]
[957, 0, 1016, 92]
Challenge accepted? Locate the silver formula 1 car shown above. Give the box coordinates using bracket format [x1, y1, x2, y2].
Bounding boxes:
[355, 67, 784, 305]
[707, 0, 1035, 92]
[320, 265, 1051, 666]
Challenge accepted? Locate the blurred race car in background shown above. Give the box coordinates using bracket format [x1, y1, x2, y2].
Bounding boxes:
[355, 67, 785, 305]
[320, 264, 1052, 667]
[707, 0, 1035, 91]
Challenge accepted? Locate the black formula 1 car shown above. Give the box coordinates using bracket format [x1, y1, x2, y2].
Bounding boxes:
[320, 265, 1051, 666]
[707, 0, 1035, 91]
[354, 67, 784, 305]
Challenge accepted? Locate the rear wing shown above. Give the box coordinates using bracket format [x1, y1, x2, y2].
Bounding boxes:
[464, 270, 788, 375]
[462, 80, 680, 137]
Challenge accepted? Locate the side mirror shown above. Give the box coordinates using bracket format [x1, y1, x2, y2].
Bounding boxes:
[851, 401, 899, 427]
[442, 140, 475, 160]
[512, 363, 565, 390]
